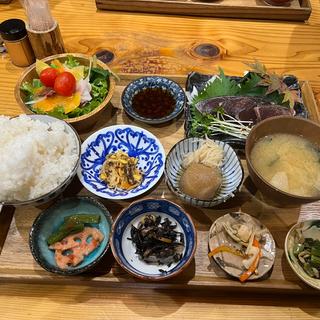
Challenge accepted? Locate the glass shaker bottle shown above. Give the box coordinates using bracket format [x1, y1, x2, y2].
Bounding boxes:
[0, 18, 35, 67]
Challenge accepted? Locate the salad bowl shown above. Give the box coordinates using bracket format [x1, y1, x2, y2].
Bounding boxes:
[15, 53, 116, 132]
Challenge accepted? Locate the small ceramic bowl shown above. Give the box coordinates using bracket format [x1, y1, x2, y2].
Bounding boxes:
[121, 76, 186, 124]
[15, 53, 116, 132]
[245, 116, 320, 205]
[0, 114, 81, 207]
[111, 198, 197, 281]
[209, 212, 276, 281]
[29, 196, 113, 275]
[165, 137, 243, 208]
[78, 125, 166, 200]
[285, 220, 320, 290]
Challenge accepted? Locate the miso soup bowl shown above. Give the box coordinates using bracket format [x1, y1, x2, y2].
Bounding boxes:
[245, 116, 320, 205]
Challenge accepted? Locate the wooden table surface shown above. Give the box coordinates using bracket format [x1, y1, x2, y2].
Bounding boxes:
[1, 0, 320, 319]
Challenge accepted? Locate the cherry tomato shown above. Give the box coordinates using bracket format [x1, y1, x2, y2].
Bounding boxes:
[39, 68, 58, 88]
[54, 72, 76, 97]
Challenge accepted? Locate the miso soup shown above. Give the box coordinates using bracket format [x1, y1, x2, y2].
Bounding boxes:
[250, 133, 320, 197]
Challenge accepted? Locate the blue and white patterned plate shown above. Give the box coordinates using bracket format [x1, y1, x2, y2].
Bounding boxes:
[165, 138, 243, 208]
[77, 125, 165, 199]
[121, 76, 186, 124]
[111, 198, 197, 280]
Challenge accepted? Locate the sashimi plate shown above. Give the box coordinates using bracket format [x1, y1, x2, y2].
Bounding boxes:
[78, 125, 165, 199]
[185, 71, 308, 149]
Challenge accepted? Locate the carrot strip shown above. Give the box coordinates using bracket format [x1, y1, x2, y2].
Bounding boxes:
[239, 237, 261, 283]
[252, 238, 260, 248]
[208, 245, 245, 258]
[239, 251, 260, 282]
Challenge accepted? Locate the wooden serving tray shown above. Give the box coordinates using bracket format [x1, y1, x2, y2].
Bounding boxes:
[95, 0, 312, 22]
[0, 74, 320, 294]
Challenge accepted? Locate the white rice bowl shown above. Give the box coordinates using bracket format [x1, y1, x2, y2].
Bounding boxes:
[0, 115, 79, 202]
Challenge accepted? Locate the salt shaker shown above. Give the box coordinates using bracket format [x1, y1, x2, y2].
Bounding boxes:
[0, 19, 35, 67]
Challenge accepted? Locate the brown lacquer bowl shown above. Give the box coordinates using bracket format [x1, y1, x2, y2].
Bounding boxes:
[245, 116, 320, 205]
[15, 53, 116, 132]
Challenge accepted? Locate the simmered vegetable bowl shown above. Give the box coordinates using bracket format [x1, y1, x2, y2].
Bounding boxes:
[20, 55, 112, 119]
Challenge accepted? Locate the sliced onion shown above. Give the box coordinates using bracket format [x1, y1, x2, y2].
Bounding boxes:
[25, 96, 47, 105]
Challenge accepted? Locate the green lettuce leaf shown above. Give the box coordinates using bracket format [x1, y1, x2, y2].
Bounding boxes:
[91, 78, 108, 101]
[64, 55, 80, 68]
[90, 67, 110, 81]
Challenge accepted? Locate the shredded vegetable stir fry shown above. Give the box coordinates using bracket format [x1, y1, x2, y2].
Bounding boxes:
[100, 150, 143, 190]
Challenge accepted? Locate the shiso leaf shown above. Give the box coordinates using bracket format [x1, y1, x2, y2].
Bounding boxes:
[238, 73, 265, 96]
[191, 68, 239, 105]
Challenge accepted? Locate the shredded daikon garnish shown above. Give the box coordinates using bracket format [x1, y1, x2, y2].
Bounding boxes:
[182, 139, 223, 168]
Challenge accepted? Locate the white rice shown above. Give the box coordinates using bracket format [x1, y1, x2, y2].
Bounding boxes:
[0, 115, 78, 201]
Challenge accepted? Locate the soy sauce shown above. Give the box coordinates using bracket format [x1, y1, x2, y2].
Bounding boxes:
[132, 88, 176, 119]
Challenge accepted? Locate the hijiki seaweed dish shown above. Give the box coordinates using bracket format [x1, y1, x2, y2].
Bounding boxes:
[128, 214, 184, 268]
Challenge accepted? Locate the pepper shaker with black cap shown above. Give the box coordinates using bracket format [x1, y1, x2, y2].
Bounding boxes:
[0, 18, 35, 67]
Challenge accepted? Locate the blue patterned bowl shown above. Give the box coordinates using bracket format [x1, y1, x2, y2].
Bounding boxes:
[29, 196, 113, 275]
[165, 138, 243, 208]
[111, 198, 197, 281]
[77, 125, 166, 199]
[121, 76, 186, 124]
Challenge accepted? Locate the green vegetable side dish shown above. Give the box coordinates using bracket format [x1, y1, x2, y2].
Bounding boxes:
[291, 222, 320, 279]
[293, 238, 320, 279]
[20, 55, 111, 120]
[47, 214, 101, 245]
